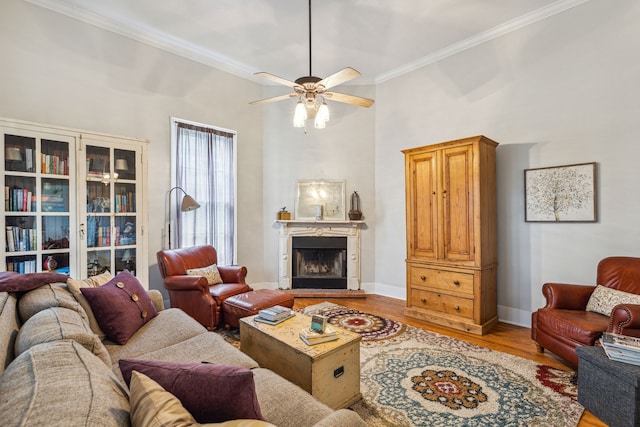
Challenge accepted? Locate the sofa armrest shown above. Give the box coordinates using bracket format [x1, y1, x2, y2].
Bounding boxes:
[609, 304, 640, 334]
[217, 265, 248, 284]
[162, 275, 209, 292]
[541, 283, 596, 309]
[147, 290, 165, 312]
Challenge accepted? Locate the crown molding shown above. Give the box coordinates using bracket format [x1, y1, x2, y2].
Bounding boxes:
[25, 0, 591, 86]
[375, 0, 592, 84]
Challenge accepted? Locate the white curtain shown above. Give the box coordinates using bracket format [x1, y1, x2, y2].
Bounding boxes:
[174, 122, 235, 265]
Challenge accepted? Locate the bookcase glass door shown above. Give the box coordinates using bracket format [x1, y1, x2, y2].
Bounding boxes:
[2, 126, 77, 276]
[81, 140, 141, 279]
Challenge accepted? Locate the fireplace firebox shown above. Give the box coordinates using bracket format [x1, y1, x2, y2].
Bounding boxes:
[292, 236, 347, 289]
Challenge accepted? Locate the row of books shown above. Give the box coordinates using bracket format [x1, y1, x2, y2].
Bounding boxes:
[600, 332, 640, 366]
[86, 225, 136, 248]
[6, 258, 38, 274]
[40, 153, 69, 175]
[114, 193, 136, 213]
[5, 187, 36, 212]
[5, 226, 37, 252]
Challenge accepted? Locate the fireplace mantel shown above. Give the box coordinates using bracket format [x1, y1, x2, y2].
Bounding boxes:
[275, 220, 364, 290]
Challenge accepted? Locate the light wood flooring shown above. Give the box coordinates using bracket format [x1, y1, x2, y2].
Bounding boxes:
[292, 294, 605, 427]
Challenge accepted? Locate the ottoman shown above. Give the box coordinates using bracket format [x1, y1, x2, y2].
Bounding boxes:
[222, 289, 294, 329]
[577, 345, 640, 427]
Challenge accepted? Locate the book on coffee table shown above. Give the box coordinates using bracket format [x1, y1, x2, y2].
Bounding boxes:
[258, 305, 294, 322]
[254, 312, 296, 325]
[299, 325, 338, 346]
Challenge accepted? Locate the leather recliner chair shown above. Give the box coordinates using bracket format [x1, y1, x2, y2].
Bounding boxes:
[156, 245, 252, 330]
[531, 256, 640, 366]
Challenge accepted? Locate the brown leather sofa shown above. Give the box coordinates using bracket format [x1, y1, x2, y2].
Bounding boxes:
[156, 245, 251, 329]
[531, 256, 640, 367]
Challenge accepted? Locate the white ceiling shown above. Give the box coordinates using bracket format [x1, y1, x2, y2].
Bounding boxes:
[26, 0, 589, 85]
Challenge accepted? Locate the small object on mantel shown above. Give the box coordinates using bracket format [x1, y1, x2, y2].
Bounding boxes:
[348, 191, 362, 220]
[277, 207, 291, 220]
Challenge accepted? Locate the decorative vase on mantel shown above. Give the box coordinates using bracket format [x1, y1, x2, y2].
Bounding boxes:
[348, 191, 362, 220]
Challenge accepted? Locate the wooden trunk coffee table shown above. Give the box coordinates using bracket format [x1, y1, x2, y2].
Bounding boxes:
[239, 313, 362, 409]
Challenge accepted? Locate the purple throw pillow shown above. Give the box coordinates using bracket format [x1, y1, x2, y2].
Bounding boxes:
[119, 359, 264, 423]
[80, 271, 157, 345]
[0, 271, 70, 293]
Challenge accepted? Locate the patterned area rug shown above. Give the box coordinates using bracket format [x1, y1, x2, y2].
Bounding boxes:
[300, 302, 583, 427]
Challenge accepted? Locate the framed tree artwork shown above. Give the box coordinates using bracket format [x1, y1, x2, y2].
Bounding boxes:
[524, 162, 597, 222]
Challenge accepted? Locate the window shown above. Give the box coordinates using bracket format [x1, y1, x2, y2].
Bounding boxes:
[170, 118, 237, 265]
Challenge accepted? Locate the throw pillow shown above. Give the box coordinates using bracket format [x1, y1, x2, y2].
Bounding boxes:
[129, 371, 276, 427]
[586, 285, 640, 316]
[186, 264, 223, 285]
[80, 271, 157, 345]
[119, 359, 264, 423]
[0, 271, 70, 293]
[67, 272, 114, 339]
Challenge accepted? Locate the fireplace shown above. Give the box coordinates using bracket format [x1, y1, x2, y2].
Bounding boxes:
[276, 220, 363, 290]
[292, 237, 347, 289]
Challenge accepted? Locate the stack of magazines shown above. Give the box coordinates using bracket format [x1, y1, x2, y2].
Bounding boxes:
[254, 305, 295, 325]
[600, 332, 640, 365]
[299, 325, 338, 346]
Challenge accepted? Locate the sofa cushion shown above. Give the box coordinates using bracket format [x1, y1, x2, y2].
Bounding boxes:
[586, 284, 640, 316]
[104, 308, 208, 364]
[129, 371, 276, 427]
[0, 271, 70, 293]
[18, 282, 83, 323]
[67, 272, 114, 339]
[15, 306, 111, 366]
[186, 264, 223, 285]
[81, 271, 158, 345]
[0, 340, 130, 427]
[120, 359, 264, 423]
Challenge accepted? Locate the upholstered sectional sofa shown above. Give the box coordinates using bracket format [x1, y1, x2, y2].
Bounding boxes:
[0, 273, 366, 427]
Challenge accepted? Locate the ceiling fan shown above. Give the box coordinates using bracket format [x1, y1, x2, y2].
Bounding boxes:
[249, 0, 374, 128]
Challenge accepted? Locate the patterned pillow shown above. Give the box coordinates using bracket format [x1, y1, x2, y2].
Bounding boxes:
[586, 285, 640, 315]
[186, 264, 223, 285]
[80, 271, 158, 345]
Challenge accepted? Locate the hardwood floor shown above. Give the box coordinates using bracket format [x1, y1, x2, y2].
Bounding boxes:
[292, 294, 605, 427]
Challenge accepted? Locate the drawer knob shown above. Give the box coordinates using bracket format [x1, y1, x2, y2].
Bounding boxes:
[420, 275, 426, 281]
[453, 280, 460, 286]
[420, 298, 427, 304]
[454, 305, 460, 311]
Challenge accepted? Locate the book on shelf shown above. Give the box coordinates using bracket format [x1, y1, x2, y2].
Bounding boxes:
[299, 324, 338, 346]
[258, 305, 294, 322]
[254, 313, 295, 326]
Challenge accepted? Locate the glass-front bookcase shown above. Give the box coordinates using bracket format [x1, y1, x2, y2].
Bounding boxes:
[1, 123, 77, 276]
[1, 118, 148, 286]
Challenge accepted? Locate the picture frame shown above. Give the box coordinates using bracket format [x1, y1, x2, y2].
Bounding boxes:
[524, 162, 597, 222]
[295, 180, 346, 220]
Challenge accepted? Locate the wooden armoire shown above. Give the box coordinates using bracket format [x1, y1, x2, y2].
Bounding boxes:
[403, 135, 498, 335]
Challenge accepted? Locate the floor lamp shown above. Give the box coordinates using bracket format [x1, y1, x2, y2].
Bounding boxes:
[166, 186, 200, 249]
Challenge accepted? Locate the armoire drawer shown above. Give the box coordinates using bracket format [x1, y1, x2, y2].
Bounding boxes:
[410, 288, 474, 319]
[408, 266, 474, 296]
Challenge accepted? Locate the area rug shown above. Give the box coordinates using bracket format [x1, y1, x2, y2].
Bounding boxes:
[300, 302, 583, 427]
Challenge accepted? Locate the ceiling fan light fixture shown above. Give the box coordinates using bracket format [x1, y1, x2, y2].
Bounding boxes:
[314, 100, 330, 129]
[293, 99, 307, 128]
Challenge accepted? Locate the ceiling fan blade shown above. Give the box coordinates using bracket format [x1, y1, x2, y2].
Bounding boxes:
[318, 67, 361, 90]
[249, 93, 297, 105]
[254, 72, 299, 88]
[324, 92, 375, 108]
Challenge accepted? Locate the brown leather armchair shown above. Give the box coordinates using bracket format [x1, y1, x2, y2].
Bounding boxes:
[156, 245, 252, 330]
[531, 256, 640, 367]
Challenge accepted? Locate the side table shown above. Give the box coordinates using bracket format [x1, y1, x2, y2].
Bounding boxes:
[576, 345, 640, 427]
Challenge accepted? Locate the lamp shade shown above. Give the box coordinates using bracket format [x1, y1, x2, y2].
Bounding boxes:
[180, 194, 200, 212]
[5, 147, 23, 161]
[115, 158, 128, 170]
